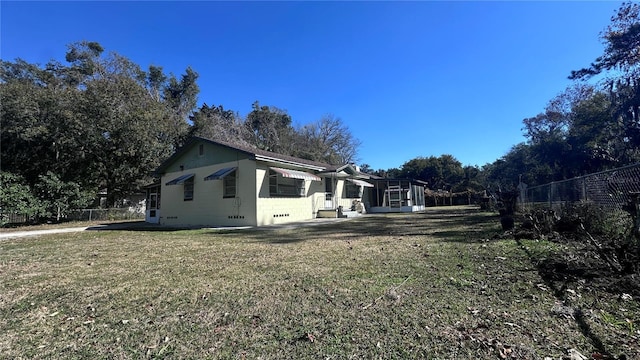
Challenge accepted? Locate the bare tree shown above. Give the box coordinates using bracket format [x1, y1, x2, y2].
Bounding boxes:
[294, 114, 361, 165]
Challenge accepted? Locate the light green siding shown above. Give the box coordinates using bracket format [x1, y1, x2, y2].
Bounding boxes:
[160, 158, 257, 227]
[254, 164, 324, 226]
[164, 142, 252, 174]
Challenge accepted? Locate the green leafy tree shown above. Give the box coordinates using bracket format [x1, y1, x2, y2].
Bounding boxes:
[567, 91, 618, 172]
[63, 40, 105, 86]
[163, 67, 200, 148]
[476, 3, 640, 191]
[35, 171, 93, 222]
[483, 143, 533, 191]
[570, 2, 640, 165]
[146, 65, 167, 102]
[81, 65, 177, 206]
[522, 89, 574, 181]
[570, 2, 640, 80]
[245, 101, 293, 153]
[453, 165, 484, 193]
[399, 155, 463, 190]
[1, 41, 197, 211]
[189, 104, 248, 144]
[400, 157, 437, 186]
[0, 58, 92, 189]
[0, 172, 44, 225]
[520, 85, 609, 182]
[384, 167, 402, 179]
[439, 154, 464, 189]
[358, 163, 374, 174]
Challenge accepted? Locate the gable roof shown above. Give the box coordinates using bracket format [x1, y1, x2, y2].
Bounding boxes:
[155, 136, 333, 174]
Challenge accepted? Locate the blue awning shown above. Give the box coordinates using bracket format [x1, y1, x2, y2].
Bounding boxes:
[204, 167, 236, 181]
[165, 173, 195, 185]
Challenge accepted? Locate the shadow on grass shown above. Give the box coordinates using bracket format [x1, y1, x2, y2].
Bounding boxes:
[83, 207, 501, 245]
[232, 207, 500, 245]
[86, 221, 190, 232]
[417, 210, 501, 243]
[515, 238, 612, 357]
[228, 216, 405, 244]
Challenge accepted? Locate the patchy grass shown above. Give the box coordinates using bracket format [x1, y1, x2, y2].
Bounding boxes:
[0, 206, 637, 359]
[0, 219, 145, 233]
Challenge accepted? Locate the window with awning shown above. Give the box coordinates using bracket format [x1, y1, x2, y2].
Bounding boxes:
[204, 167, 236, 181]
[269, 167, 321, 181]
[204, 167, 237, 198]
[165, 173, 195, 185]
[269, 168, 313, 197]
[165, 173, 195, 201]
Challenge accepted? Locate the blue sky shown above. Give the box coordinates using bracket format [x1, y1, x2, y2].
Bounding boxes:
[1, 1, 620, 170]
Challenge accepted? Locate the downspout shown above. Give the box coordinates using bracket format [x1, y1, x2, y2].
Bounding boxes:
[235, 152, 241, 218]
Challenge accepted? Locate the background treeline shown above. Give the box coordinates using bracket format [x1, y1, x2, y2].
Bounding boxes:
[480, 2, 640, 189]
[374, 2, 640, 194]
[0, 41, 360, 222]
[2, 2, 639, 223]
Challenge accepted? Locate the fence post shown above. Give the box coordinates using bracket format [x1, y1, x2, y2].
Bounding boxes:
[517, 181, 527, 212]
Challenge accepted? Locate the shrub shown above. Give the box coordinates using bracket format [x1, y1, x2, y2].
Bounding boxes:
[0, 171, 45, 226]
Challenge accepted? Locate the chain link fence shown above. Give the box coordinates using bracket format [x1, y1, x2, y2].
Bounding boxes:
[2, 208, 144, 226]
[522, 163, 640, 212]
[66, 208, 144, 222]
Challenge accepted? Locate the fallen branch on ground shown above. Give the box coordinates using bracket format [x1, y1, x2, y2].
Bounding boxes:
[361, 276, 411, 310]
[579, 223, 623, 273]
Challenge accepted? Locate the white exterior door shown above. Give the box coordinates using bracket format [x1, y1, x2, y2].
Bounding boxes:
[146, 189, 161, 223]
[325, 178, 334, 209]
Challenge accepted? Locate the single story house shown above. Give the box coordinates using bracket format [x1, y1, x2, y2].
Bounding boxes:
[146, 137, 381, 227]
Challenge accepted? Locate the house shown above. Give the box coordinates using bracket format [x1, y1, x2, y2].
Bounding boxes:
[146, 137, 379, 227]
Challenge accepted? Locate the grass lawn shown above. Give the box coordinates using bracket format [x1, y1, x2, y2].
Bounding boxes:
[0, 206, 637, 359]
[0, 219, 144, 233]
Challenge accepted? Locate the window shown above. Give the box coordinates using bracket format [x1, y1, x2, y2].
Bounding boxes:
[223, 170, 236, 198]
[198, 144, 204, 156]
[184, 178, 194, 201]
[345, 182, 362, 198]
[269, 170, 304, 196]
